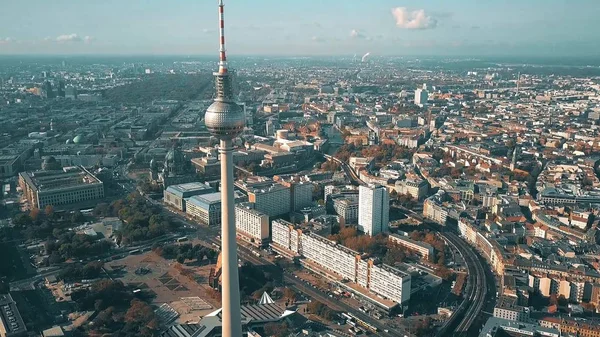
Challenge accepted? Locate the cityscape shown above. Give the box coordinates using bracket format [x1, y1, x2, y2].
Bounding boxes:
[1, 1, 600, 337]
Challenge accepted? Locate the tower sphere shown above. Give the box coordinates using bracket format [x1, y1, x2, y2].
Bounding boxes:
[205, 98, 245, 139]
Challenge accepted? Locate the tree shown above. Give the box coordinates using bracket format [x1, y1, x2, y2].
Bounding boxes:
[283, 288, 297, 302]
[12, 213, 32, 227]
[264, 322, 289, 337]
[29, 208, 41, 222]
[0, 280, 9, 294]
[71, 211, 85, 224]
[44, 205, 55, 218]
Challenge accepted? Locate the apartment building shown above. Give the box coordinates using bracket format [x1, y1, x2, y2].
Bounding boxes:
[358, 184, 389, 236]
[235, 203, 270, 247]
[389, 234, 434, 261]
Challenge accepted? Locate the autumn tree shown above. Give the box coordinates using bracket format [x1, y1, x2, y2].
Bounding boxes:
[44, 205, 55, 218]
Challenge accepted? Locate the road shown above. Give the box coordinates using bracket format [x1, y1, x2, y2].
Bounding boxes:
[235, 244, 401, 337]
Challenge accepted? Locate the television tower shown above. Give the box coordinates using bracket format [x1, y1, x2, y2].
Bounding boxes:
[204, 1, 245, 336]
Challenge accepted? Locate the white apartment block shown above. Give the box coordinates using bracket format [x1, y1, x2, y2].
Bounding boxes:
[235, 203, 270, 247]
[368, 263, 412, 306]
[358, 184, 389, 236]
[301, 232, 358, 281]
[271, 219, 302, 256]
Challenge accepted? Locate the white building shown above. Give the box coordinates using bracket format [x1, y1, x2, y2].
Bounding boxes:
[414, 88, 428, 107]
[358, 184, 389, 236]
[271, 219, 302, 257]
[185, 192, 221, 226]
[235, 203, 270, 247]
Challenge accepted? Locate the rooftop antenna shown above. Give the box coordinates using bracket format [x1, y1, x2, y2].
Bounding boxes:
[516, 72, 520, 94]
[218, 0, 228, 75]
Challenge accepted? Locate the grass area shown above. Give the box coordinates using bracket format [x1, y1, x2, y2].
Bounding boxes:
[0, 242, 29, 281]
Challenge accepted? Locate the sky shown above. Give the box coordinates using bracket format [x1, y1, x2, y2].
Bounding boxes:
[0, 0, 599, 57]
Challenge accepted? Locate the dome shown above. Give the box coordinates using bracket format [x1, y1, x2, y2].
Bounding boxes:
[73, 134, 83, 144]
[204, 100, 245, 139]
[42, 156, 61, 171]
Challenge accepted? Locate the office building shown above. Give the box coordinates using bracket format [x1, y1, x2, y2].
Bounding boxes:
[186, 192, 222, 226]
[0, 155, 20, 179]
[358, 185, 389, 236]
[235, 203, 270, 247]
[247, 183, 291, 217]
[18, 167, 104, 209]
[163, 182, 214, 212]
[287, 181, 313, 212]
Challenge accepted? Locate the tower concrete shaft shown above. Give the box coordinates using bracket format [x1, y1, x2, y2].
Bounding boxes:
[203, 1, 245, 336]
[219, 139, 242, 337]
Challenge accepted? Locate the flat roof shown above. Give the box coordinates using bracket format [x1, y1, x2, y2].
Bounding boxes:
[19, 167, 102, 193]
[0, 294, 27, 336]
[165, 182, 213, 198]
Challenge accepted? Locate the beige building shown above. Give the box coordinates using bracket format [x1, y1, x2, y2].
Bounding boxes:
[389, 234, 434, 261]
[19, 167, 104, 209]
[235, 203, 270, 247]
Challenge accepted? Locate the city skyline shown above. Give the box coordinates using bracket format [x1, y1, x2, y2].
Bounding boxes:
[1, 0, 599, 56]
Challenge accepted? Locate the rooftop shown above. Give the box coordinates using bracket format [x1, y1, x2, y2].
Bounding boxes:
[19, 166, 102, 193]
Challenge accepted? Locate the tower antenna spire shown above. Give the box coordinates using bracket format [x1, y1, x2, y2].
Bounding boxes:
[218, 0, 228, 74]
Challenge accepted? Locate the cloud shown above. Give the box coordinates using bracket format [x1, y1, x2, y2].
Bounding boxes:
[350, 29, 366, 39]
[56, 33, 82, 42]
[202, 28, 215, 34]
[471, 26, 481, 30]
[391, 7, 437, 29]
[0, 37, 15, 44]
[311, 36, 326, 43]
[84, 36, 95, 44]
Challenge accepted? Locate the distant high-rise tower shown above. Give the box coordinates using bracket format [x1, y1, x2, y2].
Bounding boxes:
[358, 184, 389, 236]
[510, 146, 519, 171]
[414, 87, 428, 107]
[203, 1, 245, 336]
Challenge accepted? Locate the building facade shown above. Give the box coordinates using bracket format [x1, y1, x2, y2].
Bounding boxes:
[19, 167, 104, 209]
[358, 184, 389, 236]
[247, 184, 291, 217]
[235, 203, 270, 247]
[185, 192, 222, 226]
[163, 182, 214, 212]
[389, 234, 434, 261]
